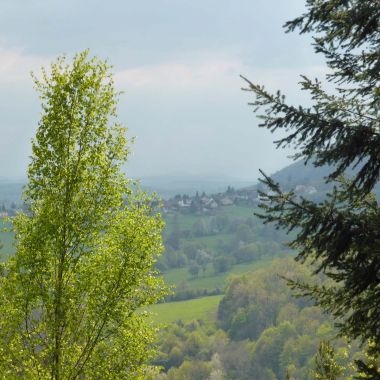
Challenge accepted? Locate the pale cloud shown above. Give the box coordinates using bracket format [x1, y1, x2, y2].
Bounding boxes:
[0, 45, 49, 84]
[115, 58, 244, 90]
[115, 55, 329, 105]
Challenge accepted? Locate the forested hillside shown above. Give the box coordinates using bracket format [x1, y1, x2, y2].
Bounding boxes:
[0, 161, 371, 379]
[153, 259, 361, 379]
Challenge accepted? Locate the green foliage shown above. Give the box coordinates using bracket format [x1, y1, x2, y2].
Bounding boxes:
[253, 322, 297, 379]
[163, 254, 279, 296]
[0, 220, 15, 259]
[191, 219, 209, 237]
[213, 255, 234, 274]
[244, 0, 380, 374]
[165, 360, 212, 380]
[235, 223, 254, 243]
[155, 258, 365, 379]
[233, 242, 261, 263]
[218, 258, 315, 337]
[355, 341, 380, 379]
[188, 262, 201, 278]
[0, 51, 166, 379]
[313, 341, 345, 380]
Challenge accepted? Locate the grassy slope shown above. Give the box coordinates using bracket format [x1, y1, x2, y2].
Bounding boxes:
[0, 206, 285, 326]
[164, 206, 257, 234]
[152, 255, 282, 325]
[157, 206, 288, 325]
[0, 206, 257, 257]
[163, 254, 278, 291]
[219, 205, 257, 219]
[148, 295, 223, 325]
[157, 254, 284, 326]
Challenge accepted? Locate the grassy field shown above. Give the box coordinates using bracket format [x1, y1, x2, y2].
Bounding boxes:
[164, 213, 201, 235]
[163, 254, 280, 291]
[219, 205, 259, 219]
[0, 205, 284, 327]
[164, 206, 259, 235]
[148, 294, 223, 325]
[191, 233, 232, 251]
[155, 255, 287, 326]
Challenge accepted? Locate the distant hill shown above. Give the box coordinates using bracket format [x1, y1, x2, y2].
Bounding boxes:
[0, 180, 24, 205]
[0, 159, 376, 206]
[267, 158, 380, 201]
[137, 175, 254, 199]
[271, 160, 333, 189]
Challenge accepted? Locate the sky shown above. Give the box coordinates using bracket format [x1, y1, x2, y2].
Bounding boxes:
[0, 0, 326, 183]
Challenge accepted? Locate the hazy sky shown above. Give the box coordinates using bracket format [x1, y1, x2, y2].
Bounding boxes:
[0, 0, 326, 181]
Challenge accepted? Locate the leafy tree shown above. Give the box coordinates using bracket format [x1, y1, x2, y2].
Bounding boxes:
[233, 242, 260, 263]
[349, 340, 380, 380]
[252, 322, 297, 379]
[166, 360, 211, 380]
[192, 219, 209, 237]
[183, 242, 202, 260]
[244, 0, 380, 374]
[195, 249, 212, 274]
[188, 262, 201, 278]
[166, 216, 181, 250]
[216, 215, 230, 232]
[0, 51, 165, 379]
[235, 223, 254, 243]
[313, 341, 345, 380]
[229, 304, 266, 340]
[213, 255, 234, 274]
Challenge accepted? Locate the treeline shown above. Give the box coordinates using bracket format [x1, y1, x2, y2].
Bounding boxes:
[153, 258, 361, 379]
[162, 287, 223, 303]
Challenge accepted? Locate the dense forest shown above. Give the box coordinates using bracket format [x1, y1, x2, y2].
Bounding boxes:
[144, 198, 361, 379]
[153, 258, 363, 380]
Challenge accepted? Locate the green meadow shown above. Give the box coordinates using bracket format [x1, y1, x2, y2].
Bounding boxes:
[163, 254, 279, 291]
[0, 205, 287, 327]
[148, 295, 223, 325]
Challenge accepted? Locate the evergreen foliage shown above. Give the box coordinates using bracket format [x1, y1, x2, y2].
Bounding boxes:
[313, 341, 345, 380]
[243, 0, 380, 377]
[0, 51, 165, 379]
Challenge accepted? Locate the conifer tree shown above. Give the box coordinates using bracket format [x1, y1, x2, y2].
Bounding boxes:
[243, 0, 380, 377]
[313, 341, 345, 380]
[0, 51, 165, 379]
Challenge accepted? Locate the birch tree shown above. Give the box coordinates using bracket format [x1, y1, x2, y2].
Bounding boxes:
[0, 51, 165, 379]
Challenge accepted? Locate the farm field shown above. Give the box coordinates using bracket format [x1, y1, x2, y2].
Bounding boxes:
[148, 294, 223, 325]
[163, 205, 258, 235]
[0, 203, 291, 328]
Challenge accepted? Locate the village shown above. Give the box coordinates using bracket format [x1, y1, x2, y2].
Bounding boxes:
[162, 183, 317, 215]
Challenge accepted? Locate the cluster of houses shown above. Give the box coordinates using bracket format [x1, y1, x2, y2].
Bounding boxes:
[0, 202, 18, 219]
[163, 187, 256, 214]
[0, 205, 8, 219]
[163, 183, 318, 215]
